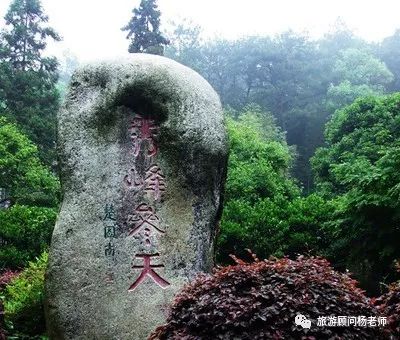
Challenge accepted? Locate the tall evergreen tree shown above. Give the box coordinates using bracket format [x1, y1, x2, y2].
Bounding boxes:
[0, 0, 61, 165]
[0, 0, 61, 71]
[122, 0, 169, 55]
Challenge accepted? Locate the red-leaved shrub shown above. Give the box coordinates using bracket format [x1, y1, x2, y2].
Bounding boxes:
[150, 256, 390, 339]
[0, 270, 19, 290]
[375, 281, 400, 336]
[0, 269, 19, 339]
[375, 261, 400, 337]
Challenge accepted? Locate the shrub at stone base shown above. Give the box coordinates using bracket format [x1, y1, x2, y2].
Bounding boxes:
[3, 252, 47, 337]
[150, 256, 391, 339]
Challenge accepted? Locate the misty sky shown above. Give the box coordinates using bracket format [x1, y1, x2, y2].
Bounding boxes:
[0, 0, 400, 62]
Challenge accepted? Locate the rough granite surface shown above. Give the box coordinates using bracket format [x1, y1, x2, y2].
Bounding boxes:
[45, 54, 228, 340]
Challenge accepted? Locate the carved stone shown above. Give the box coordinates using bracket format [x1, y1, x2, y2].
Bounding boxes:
[45, 54, 228, 339]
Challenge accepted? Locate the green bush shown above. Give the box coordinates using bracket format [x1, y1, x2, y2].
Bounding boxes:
[0, 205, 56, 269]
[218, 194, 334, 262]
[3, 252, 48, 338]
[0, 117, 60, 208]
[312, 93, 400, 293]
[217, 107, 332, 262]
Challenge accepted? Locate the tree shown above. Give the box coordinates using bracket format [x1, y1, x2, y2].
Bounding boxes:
[164, 19, 203, 65]
[378, 29, 400, 92]
[312, 93, 400, 294]
[0, 0, 61, 72]
[327, 49, 393, 110]
[0, 117, 59, 207]
[122, 0, 169, 55]
[217, 106, 332, 263]
[165, 21, 397, 190]
[0, 206, 56, 268]
[0, 0, 61, 165]
[318, 19, 367, 60]
[0, 117, 60, 271]
[167, 32, 332, 188]
[0, 117, 58, 269]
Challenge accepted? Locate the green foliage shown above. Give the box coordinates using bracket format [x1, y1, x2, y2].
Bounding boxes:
[327, 49, 393, 110]
[224, 107, 296, 203]
[165, 19, 203, 67]
[379, 29, 400, 92]
[122, 0, 169, 55]
[0, 205, 56, 269]
[0, 117, 58, 271]
[280, 194, 334, 256]
[312, 93, 400, 293]
[168, 23, 396, 188]
[0, 117, 60, 207]
[333, 48, 393, 86]
[217, 107, 332, 262]
[219, 194, 333, 263]
[0, 66, 60, 164]
[0, 0, 60, 165]
[0, 0, 61, 71]
[168, 31, 332, 186]
[2, 252, 47, 337]
[327, 80, 378, 110]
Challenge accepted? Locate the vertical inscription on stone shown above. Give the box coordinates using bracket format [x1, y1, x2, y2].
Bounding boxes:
[102, 114, 169, 289]
[103, 203, 117, 283]
[126, 114, 170, 290]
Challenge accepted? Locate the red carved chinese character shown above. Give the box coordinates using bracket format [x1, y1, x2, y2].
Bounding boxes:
[143, 227, 151, 245]
[145, 165, 166, 201]
[129, 115, 159, 158]
[128, 254, 170, 291]
[127, 203, 165, 237]
[124, 168, 143, 190]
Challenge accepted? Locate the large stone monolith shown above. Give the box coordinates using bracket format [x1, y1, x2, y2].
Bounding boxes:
[45, 54, 228, 339]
